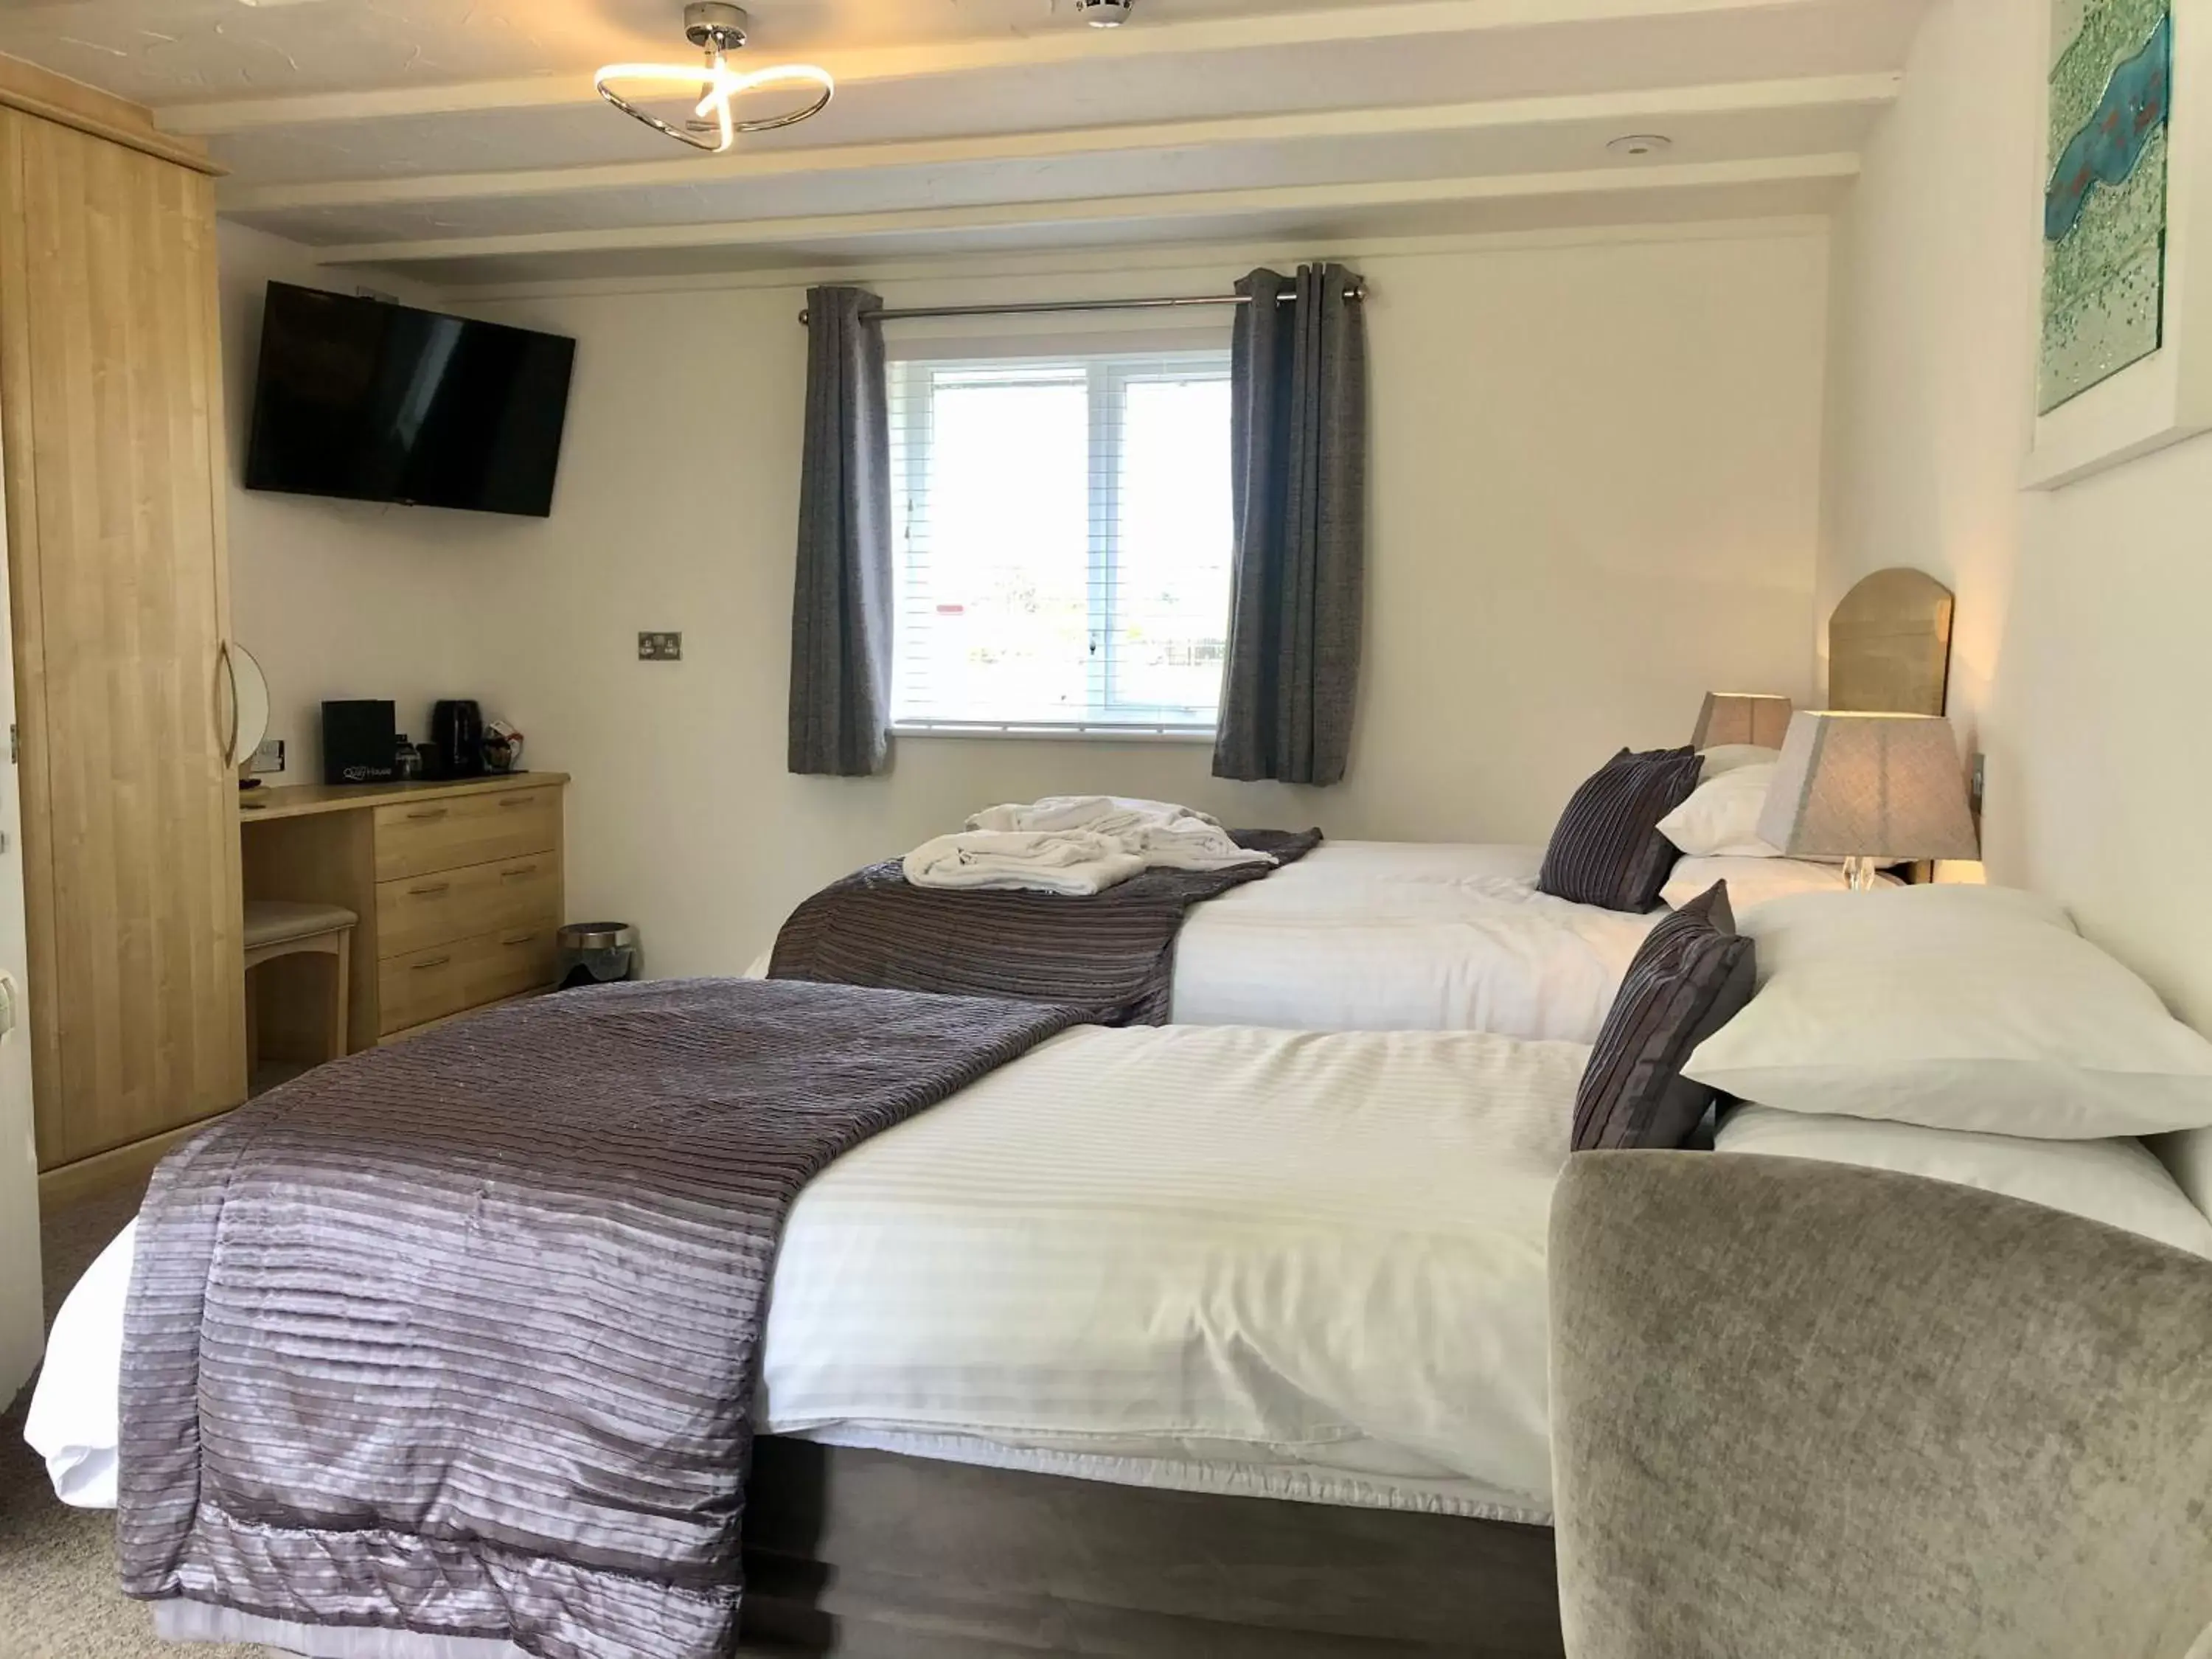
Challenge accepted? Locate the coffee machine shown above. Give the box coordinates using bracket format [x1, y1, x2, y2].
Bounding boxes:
[429, 700, 486, 779]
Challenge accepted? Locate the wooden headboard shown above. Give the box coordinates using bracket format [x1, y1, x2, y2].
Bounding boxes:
[1826, 568, 1955, 715]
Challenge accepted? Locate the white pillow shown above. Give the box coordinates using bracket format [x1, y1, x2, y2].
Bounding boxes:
[1697, 744, 1780, 780]
[1662, 855, 1891, 914]
[1658, 762, 1780, 857]
[1716, 1105, 2212, 1259]
[1684, 885, 2212, 1138]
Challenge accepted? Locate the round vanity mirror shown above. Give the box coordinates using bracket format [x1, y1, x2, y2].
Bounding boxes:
[228, 642, 271, 772]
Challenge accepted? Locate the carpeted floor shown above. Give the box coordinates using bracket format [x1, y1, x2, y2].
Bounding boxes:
[0, 1176, 268, 1659]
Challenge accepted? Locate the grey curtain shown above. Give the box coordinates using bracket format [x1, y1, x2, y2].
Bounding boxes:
[788, 287, 893, 777]
[1213, 264, 1368, 787]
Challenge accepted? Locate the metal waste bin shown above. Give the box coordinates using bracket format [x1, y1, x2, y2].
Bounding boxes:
[557, 922, 640, 990]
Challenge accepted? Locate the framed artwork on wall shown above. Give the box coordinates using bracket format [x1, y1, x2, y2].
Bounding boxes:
[2040, 0, 2171, 413]
[2028, 0, 2212, 487]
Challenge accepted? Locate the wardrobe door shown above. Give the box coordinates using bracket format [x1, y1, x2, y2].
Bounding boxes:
[0, 109, 246, 1170]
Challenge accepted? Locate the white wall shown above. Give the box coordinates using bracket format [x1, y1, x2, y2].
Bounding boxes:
[218, 223, 495, 781]
[1824, 0, 2212, 1031]
[1823, 0, 2212, 1198]
[450, 229, 1828, 976]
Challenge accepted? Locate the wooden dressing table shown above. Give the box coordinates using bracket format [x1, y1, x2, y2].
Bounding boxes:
[240, 773, 570, 1060]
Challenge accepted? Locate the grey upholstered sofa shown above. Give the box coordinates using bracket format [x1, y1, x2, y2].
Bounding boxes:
[1551, 1151, 2212, 1659]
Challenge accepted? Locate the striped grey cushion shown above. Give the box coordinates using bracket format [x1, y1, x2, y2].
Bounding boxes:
[1539, 746, 1705, 912]
[1573, 882, 1756, 1152]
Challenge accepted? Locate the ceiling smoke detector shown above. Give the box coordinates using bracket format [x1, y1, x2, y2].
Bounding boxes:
[1077, 0, 1135, 25]
[1606, 133, 1674, 159]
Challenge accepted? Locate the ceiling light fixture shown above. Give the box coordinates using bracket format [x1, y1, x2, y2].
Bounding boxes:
[1077, 0, 1136, 25]
[1605, 133, 1674, 158]
[596, 4, 833, 154]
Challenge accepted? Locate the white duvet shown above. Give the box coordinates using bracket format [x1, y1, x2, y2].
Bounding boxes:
[748, 841, 1659, 1040]
[30, 1023, 1587, 1523]
[1172, 841, 1660, 1039]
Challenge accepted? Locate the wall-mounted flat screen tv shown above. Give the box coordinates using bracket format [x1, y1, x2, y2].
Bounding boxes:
[244, 282, 577, 519]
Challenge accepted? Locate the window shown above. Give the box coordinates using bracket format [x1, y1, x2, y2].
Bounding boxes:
[888, 347, 1234, 735]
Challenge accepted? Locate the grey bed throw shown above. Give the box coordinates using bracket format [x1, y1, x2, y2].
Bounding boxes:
[768, 828, 1323, 1025]
[116, 978, 1086, 1659]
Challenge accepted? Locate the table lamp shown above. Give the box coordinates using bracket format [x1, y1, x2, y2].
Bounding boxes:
[1691, 692, 1794, 749]
[1756, 712, 1980, 891]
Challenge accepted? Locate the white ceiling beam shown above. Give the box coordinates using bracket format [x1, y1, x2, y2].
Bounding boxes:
[455, 216, 1832, 304]
[311, 153, 1859, 269]
[158, 0, 1827, 136]
[220, 73, 1897, 215]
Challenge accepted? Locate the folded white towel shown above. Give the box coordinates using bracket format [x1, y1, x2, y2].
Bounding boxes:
[968, 795, 1204, 835]
[966, 796, 1273, 872]
[902, 830, 1149, 896]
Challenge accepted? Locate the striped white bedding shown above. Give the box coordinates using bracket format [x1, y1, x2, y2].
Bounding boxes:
[1169, 841, 1661, 1038]
[750, 841, 1662, 1040]
[34, 1022, 1587, 1525]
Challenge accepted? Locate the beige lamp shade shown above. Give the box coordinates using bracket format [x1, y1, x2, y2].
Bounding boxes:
[1692, 692, 1794, 749]
[1757, 712, 1981, 865]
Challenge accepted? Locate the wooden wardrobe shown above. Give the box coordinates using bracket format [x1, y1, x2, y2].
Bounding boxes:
[0, 60, 246, 1192]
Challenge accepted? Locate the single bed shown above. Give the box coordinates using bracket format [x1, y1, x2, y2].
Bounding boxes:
[765, 570, 1961, 1041]
[755, 839, 1661, 1042]
[1176, 566, 1958, 1039]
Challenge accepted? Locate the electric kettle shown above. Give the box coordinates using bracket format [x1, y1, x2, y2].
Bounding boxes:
[429, 700, 485, 779]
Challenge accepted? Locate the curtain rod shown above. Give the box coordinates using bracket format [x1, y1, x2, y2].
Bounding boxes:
[796, 285, 1366, 327]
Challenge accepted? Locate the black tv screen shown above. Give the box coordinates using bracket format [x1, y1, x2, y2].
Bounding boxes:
[244, 282, 576, 518]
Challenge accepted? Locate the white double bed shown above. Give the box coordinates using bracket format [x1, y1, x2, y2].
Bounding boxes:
[36, 1022, 1584, 1525]
[35, 1010, 2212, 1540]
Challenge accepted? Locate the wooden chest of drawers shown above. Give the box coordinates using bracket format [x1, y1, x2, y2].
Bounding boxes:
[375, 851, 561, 959]
[240, 774, 569, 1053]
[374, 787, 565, 883]
[378, 925, 561, 1036]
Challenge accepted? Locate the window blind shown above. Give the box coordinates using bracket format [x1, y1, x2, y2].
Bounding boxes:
[887, 347, 1234, 735]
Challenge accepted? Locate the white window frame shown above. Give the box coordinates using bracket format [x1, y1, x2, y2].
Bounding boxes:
[887, 347, 1233, 740]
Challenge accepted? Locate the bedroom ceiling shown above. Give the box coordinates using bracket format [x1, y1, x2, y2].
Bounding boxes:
[0, 0, 1938, 287]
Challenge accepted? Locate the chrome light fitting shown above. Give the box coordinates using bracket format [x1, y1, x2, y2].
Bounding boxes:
[1077, 0, 1136, 24]
[596, 4, 833, 154]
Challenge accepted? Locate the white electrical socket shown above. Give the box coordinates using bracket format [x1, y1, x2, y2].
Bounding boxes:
[250, 737, 287, 776]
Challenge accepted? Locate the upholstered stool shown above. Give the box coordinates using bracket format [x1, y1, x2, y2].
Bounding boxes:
[243, 900, 357, 1069]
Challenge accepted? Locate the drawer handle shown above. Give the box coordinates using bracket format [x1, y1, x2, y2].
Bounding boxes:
[406, 807, 450, 821]
[408, 882, 452, 898]
[498, 796, 535, 810]
[501, 865, 539, 881]
[501, 932, 540, 948]
[412, 956, 453, 972]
